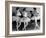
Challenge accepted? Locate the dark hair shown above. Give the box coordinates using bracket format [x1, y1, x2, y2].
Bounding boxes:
[30, 11, 34, 17]
[23, 8, 26, 11]
[30, 11, 32, 13]
[33, 8, 36, 10]
[30, 11, 32, 14]
[16, 7, 19, 10]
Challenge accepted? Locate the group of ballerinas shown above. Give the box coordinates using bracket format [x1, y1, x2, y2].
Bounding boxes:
[12, 7, 40, 31]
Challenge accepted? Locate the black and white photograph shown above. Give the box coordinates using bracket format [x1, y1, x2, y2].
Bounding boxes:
[12, 7, 40, 31]
[8, 3, 44, 35]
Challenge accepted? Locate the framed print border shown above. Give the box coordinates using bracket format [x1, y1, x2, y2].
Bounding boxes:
[5, 1, 45, 37]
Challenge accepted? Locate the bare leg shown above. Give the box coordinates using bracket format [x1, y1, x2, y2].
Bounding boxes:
[22, 22, 25, 30]
[18, 21, 21, 28]
[23, 22, 28, 30]
[25, 22, 28, 30]
[35, 17, 39, 29]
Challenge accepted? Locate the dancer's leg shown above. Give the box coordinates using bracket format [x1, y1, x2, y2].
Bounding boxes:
[23, 22, 28, 30]
[35, 17, 39, 29]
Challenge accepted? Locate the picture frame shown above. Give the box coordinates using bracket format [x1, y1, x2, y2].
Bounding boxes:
[5, 1, 45, 37]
